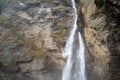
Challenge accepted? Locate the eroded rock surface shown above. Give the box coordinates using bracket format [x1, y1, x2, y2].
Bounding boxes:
[0, 0, 72, 80]
[80, 0, 120, 80]
[0, 0, 120, 80]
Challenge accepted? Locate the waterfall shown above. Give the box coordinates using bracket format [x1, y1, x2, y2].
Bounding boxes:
[62, 0, 86, 80]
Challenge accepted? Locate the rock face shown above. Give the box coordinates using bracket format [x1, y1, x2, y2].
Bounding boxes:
[79, 0, 120, 80]
[0, 0, 120, 80]
[0, 0, 72, 80]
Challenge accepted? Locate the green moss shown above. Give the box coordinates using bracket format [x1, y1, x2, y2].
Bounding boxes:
[52, 17, 68, 42]
[0, 54, 12, 67]
[52, 29, 67, 42]
[51, 17, 68, 50]
[52, 28, 67, 50]
[0, 71, 8, 78]
[0, 57, 9, 67]
[0, 16, 8, 24]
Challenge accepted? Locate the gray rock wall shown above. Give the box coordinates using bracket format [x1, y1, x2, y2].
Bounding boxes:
[0, 0, 72, 80]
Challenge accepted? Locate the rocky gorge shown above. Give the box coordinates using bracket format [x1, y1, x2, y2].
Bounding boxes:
[0, 0, 120, 80]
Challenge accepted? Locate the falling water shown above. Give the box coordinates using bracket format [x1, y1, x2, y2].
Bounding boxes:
[62, 0, 86, 80]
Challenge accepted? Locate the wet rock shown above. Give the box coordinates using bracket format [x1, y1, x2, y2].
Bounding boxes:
[0, 0, 72, 80]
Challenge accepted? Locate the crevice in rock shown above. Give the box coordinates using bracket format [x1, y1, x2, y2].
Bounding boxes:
[95, 0, 120, 80]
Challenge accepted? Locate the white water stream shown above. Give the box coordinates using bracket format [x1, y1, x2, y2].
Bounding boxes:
[62, 0, 86, 80]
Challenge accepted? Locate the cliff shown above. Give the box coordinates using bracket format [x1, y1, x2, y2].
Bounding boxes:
[0, 0, 72, 80]
[0, 0, 120, 80]
[80, 0, 120, 80]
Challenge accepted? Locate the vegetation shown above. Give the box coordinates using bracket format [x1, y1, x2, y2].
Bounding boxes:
[0, 0, 16, 3]
[0, 16, 8, 24]
[52, 18, 68, 50]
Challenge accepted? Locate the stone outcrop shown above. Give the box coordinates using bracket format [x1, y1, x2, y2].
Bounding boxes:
[95, 0, 120, 80]
[79, 0, 120, 80]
